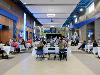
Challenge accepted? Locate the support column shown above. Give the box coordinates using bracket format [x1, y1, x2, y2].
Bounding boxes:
[23, 13, 26, 40]
[13, 21, 17, 39]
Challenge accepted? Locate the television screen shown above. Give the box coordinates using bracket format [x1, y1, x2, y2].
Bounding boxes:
[3, 25, 9, 30]
[50, 28, 56, 33]
[0, 24, 9, 30]
[44, 28, 50, 33]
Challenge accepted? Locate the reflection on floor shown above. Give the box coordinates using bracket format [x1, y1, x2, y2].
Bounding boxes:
[0, 46, 100, 75]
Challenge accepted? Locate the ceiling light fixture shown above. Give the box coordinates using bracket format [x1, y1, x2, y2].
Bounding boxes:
[67, 25, 70, 27]
[80, 8, 83, 12]
[74, 15, 77, 18]
[47, 14, 55, 18]
[50, 25, 54, 27]
[24, 3, 27, 4]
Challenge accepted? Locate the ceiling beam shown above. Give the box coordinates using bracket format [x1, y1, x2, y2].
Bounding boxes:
[32, 13, 71, 14]
[25, 4, 77, 6]
[42, 24, 63, 25]
[37, 18, 67, 19]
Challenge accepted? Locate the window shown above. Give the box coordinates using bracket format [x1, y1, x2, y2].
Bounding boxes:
[0, 0, 11, 9]
[75, 18, 78, 23]
[87, 2, 95, 14]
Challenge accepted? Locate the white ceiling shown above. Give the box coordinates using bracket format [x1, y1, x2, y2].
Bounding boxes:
[20, 0, 80, 27]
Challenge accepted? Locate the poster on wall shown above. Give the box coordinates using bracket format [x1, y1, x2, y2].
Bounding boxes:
[87, 30, 94, 40]
[18, 30, 23, 39]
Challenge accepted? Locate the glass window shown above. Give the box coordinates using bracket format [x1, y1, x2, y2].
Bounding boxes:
[75, 18, 78, 23]
[87, 2, 95, 14]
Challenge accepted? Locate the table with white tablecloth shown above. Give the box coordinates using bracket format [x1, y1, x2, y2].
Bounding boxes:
[85, 45, 93, 52]
[32, 46, 71, 59]
[93, 47, 98, 54]
[97, 47, 100, 57]
[0, 44, 5, 48]
[32, 47, 59, 56]
[92, 47, 100, 57]
[19, 45, 26, 50]
[26, 43, 31, 49]
[1, 46, 14, 55]
[43, 47, 59, 54]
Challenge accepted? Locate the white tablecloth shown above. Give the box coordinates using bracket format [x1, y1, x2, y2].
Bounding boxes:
[1, 46, 14, 55]
[19, 45, 26, 50]
[32, 47, 72, 58]
[93, 47, 98, 54]
[67, 47, 71, 57]
[26, 43, 31, 48]
[2, 46, 10, 55]
[43, 47, 59, 54]
[85, 45, 93, 52]
[0, 44, 5, 48]
[97, 47, 100, 57]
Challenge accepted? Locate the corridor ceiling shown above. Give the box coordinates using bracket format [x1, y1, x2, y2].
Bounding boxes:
[20, 0, 80, 27]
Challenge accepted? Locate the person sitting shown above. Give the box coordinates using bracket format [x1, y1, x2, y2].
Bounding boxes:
[59, 39, 67, 61]
[0, 41, 2, 44]
[37, 41, 44, 50]
[88, 40, 92, 45]
[41, 38, 46, 45]
[71, 40, 75, 46]
[78, 41, 87, 50]
[93, 40, 98, 47]
[50, 39, 55, 47]
[75, 37, 79, 46]
[13, 40, 20, 53]
[36, 41, 44, 58]
[4, 41, 10, 46]
[0, 48, 5, 58]
[27, 39, 32, 44]
[21, 39, 26, 48]
[27, 39, 32, 48]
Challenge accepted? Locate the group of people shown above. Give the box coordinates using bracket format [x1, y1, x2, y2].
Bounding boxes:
[36, 36, 69, 60]
[78, 40, 98, 52]
[71, 36, 79, 46]
[0, 38, 32, 58]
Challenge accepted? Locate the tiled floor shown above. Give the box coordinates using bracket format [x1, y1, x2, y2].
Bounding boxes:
[0, 46, 100, 75]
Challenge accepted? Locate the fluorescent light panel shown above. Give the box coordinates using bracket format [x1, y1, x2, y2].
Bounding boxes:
[47, 14, 56, 18]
